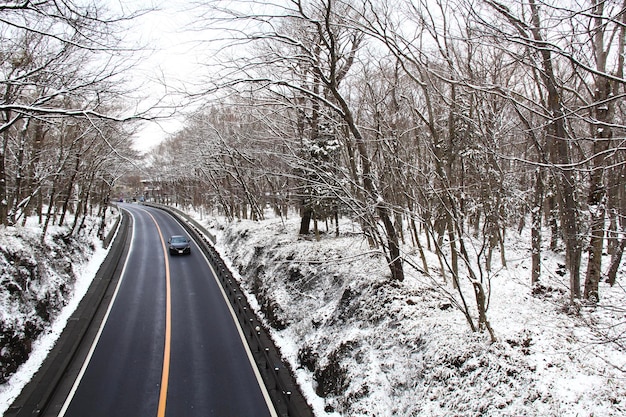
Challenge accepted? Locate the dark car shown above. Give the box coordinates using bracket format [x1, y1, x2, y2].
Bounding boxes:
[168, 235, 191, 255]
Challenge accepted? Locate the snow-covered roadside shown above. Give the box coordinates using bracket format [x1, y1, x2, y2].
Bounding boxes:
[0, 215, 115, 416]
[187, 210, 626, 416]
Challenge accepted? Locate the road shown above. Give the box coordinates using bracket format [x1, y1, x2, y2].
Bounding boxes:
[52, 203, 275, 417]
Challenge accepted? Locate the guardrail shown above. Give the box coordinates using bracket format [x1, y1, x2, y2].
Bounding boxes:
[144, 203, 314, 417]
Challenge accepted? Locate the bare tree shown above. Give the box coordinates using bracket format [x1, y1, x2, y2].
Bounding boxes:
[198, 0, 406, 281]
[582, 0, 626, 301]
[0, 0, 155, 226]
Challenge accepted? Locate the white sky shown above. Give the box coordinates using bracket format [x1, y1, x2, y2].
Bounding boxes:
[115, 0, 207, 151]
[123, 0, 303, 152]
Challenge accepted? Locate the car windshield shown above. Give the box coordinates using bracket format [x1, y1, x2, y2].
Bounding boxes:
[171, 236, 187, 243]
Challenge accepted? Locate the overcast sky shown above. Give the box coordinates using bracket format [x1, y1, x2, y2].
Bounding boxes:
[121, 0, 205, 151]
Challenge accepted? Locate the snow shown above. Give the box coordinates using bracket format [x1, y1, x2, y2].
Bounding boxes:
[190, 208, 626, 416]
[1, 205, 624, 416]
[0, 214, 114, 416]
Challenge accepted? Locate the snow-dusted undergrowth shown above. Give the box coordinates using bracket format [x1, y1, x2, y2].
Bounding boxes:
[202, 212, 626, 417]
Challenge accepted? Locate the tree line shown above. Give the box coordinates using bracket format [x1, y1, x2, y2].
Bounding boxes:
[0, 0, 153, 241]
[146, 0, 625, 337]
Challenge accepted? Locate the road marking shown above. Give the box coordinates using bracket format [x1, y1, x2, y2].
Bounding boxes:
[153, 209, 277, 416]
[58, 210, 137, 417]
[196, 243, 279, 417]
[146, 211, 172, 417]
[59, 205, 275, 417]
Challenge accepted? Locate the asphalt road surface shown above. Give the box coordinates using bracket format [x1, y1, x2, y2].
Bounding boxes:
[55, 203, 275, 417]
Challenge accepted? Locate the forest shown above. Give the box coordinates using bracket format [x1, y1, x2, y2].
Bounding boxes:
[143, 0, 626, 338]
[1, 1, 625, 414]
[0, 0, 149, 242]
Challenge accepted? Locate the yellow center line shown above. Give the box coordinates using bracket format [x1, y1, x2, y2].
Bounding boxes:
[147, 212, 172, 417]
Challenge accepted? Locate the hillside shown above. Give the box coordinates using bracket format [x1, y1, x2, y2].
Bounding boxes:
[0, 215, 111, 414]
[202, 212, 626, 416]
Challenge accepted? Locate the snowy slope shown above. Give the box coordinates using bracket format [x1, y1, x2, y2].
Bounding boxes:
[200, 212, 626, 416]
[0, 215, 112, 415]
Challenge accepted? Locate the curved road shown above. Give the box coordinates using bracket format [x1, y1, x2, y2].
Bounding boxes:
[56, 204, 275, 417]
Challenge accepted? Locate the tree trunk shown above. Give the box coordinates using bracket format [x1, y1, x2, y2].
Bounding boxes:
[41, 184, 56, 242]
[0, 129, 9, 226]
[584, 177, 608, 302]
[531, 168, 545, 284]
[58, 148, 82, 226]
[299, 203, 312, 234]
[547, 193, 559, 251]
[10, 118, 31, 225]
[473, 281, 497, 343]
[606, 237, 625, 286]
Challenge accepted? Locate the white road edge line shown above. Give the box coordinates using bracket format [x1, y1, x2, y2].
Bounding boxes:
[59, 206, 278, 417]
[189, 227, 279, 417]
[57, 209, 136, 417]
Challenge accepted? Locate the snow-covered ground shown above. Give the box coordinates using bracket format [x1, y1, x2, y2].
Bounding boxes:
[0, 213, 114, 415]
[194, 210, 626, 416]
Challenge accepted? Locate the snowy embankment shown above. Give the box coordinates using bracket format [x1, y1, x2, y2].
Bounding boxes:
[198, 212, 625, 417]
[0, 214, 114, 415]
